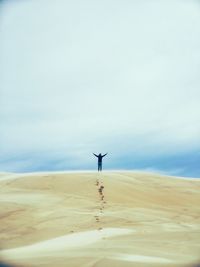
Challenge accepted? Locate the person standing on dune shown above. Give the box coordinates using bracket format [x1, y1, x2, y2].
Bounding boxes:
[93, 153, 107, 172]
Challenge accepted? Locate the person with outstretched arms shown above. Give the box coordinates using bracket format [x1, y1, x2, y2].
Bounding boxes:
[93, 153, 107, 172]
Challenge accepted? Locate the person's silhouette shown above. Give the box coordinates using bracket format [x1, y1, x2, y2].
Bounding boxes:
[93, 153, 107, 172]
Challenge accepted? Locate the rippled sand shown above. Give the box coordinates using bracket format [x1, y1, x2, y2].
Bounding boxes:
[0, 171, 200, 267]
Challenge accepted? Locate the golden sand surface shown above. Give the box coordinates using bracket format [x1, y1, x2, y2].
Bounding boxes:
[0, 171, 200, 267]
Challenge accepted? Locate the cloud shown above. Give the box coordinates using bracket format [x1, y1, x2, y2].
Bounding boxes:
[0, 0, 200, 174]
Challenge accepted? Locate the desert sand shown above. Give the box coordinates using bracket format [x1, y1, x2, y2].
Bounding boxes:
[0, 171, 200, 267]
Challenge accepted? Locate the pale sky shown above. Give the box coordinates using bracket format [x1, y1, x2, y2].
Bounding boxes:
[0, 0, 200, 176]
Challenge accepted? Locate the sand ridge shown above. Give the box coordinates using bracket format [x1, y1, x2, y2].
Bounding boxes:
[0, 171, 200, 267]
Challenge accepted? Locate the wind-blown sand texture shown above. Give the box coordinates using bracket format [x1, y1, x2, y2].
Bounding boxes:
[0, 171, 200, 267]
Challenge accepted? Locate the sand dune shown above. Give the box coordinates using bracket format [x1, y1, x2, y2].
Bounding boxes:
[0, 171, 200, 267]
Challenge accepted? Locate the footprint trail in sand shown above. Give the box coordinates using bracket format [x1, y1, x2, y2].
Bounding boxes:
[95, 174, 106, 230]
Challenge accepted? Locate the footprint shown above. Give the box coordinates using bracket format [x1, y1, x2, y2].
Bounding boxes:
[98, 186, 104, 195]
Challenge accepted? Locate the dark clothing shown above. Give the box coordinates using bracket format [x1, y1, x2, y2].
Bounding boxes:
[98, 162, 102, 172]
[93, 153, 107, 172]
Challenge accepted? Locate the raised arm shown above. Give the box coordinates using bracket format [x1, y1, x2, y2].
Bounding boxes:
[102, 153, 107, 157]
[93, 153, 98, 157]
